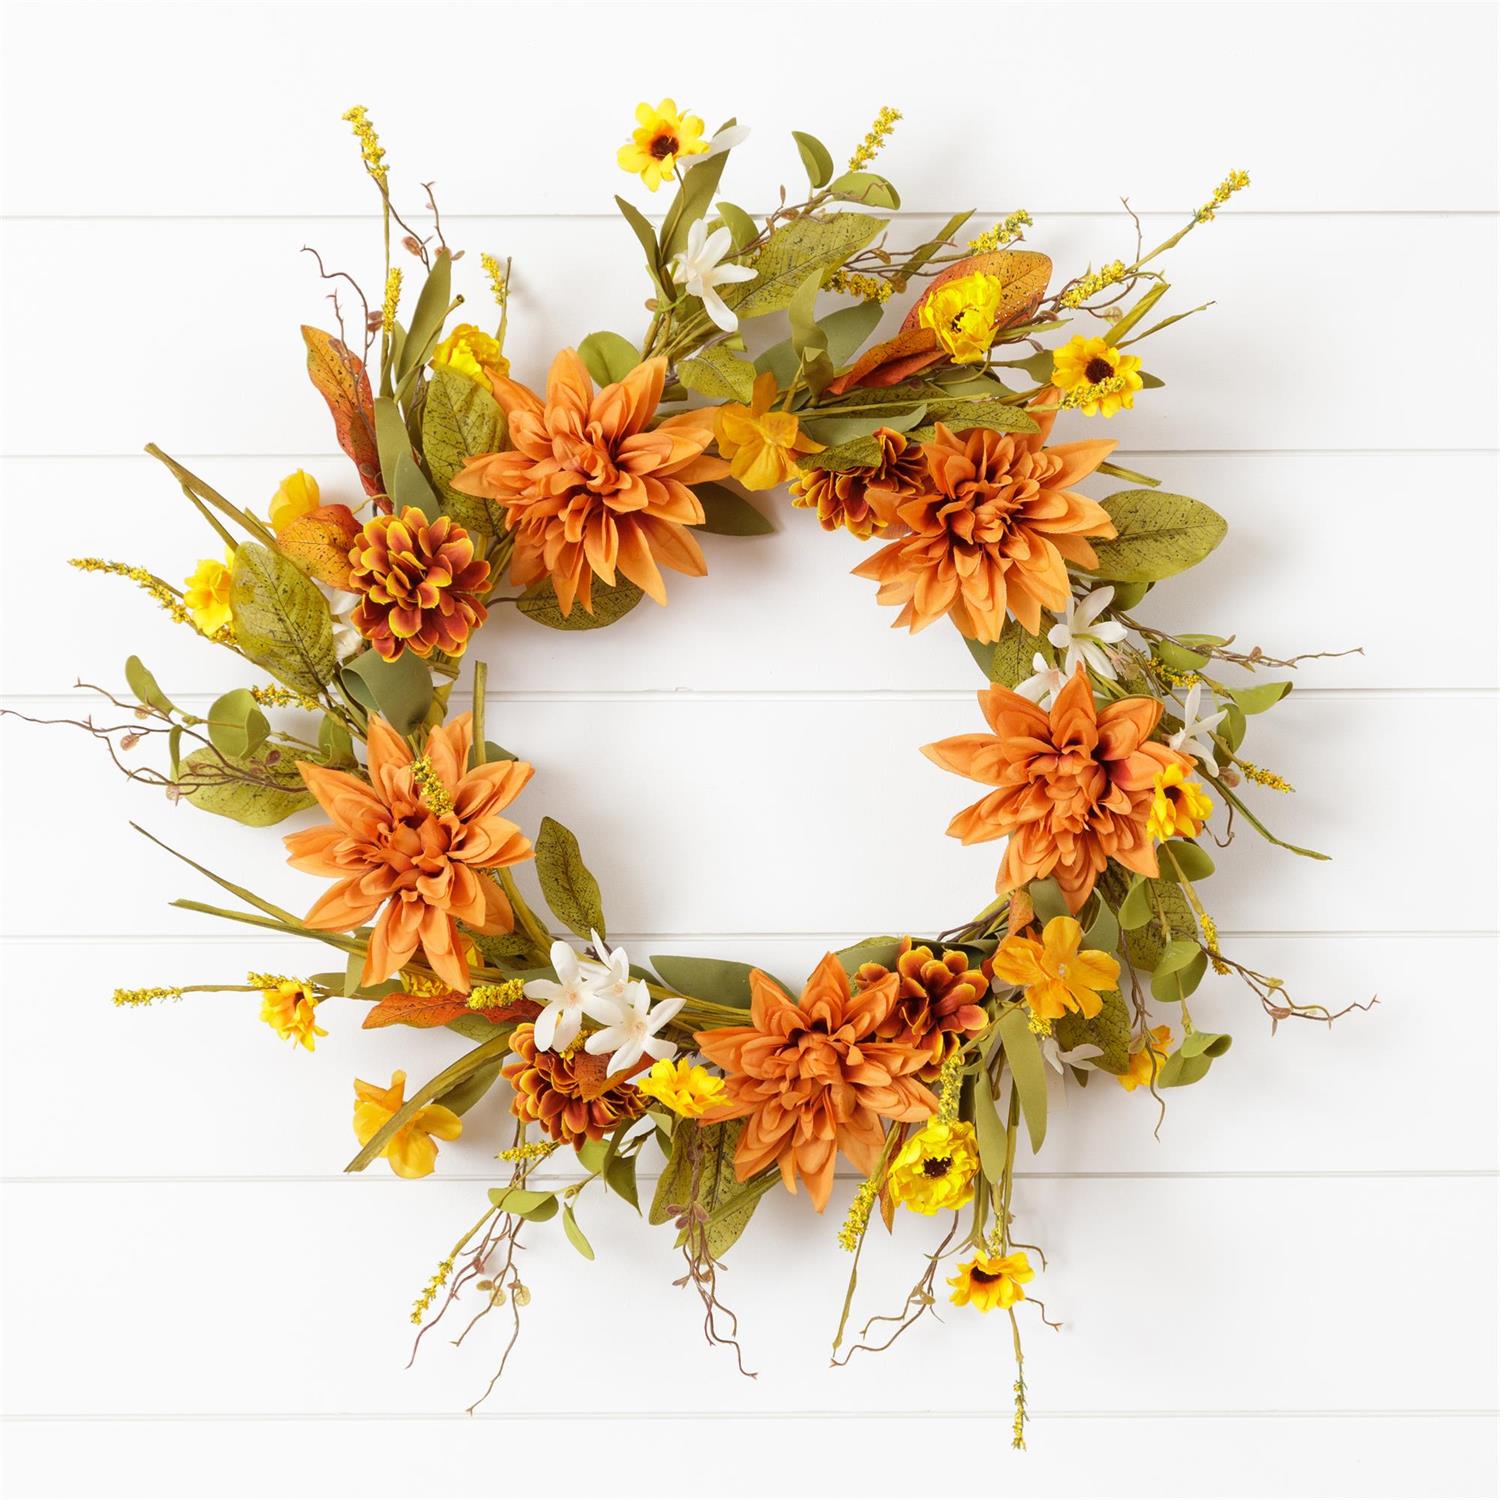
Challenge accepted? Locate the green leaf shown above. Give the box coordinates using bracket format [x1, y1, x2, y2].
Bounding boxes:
[791, 130, 834, 189]
[375, 396, 440, 520]
[614, 194, 666, 295]
[436, 1059, 503, 1117]
[1228, 681, 1293, 715]
[756, 301, 885, 391]
[1151, 941, 1208, 1003]
[205, 688, 269, 759]
[488, 1186, 559, 1222]
[1085, 491, 1228, 584]
[578, 331, 642, 388]
[691, 481, 773, 536]
[649, 954, 757, 1008]
[1027, 878, 1071, 927]
[228, 542, 336, 697]
[1117, 877, 1152, 931]
[654, 1119, 761, 1259]
[1180, 1029, 1233, 1059]
[659, 148, 733, 268]
[998, 1008, 1047, 1153]
[788, 267, 834, 392]
[1082, 899, 1120, 956]
[516, 575, 644, 631]
[177, 745, 315, 827]
[1158, 839, 1216, 883]
[799, 404, 925, 447]
[1114, 875, 1197, 971]
[726, 213, 886, 319]
[826, 170, 900, 209]
[1054, 987, 1132, 1075]
[834, 936, 902, 975]
[915, 398, 1039, 436]
[678, 344, 757, 402]
[125, 656, 174, 715]
[397, 249, 452, 382]
[715, 200, 759, 252]
[318, 712, 356, 768]
[603, 1152, 640, 1212]
[534, 815, 605, 941]
[562, 1204, 596, 1260]
[340, 649, 434, 735]
[971, 1076, 1008, 1183]
[965, 616, 1051, 688]
[1158, 1030, 1232, 1088]
[421, 366, 505, 549]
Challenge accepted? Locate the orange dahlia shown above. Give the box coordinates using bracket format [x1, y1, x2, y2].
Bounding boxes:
[789, 426, 926, 539]
[851, 406, 1116, 640]
[923, 667, 1190, 912]
[501, 1023, 645, 1149]
[349, 506, 491, 660]
[852, 937, 990, 1078]
[286, 713, 534, 992]
[451, 351, 727, 615]
[694, 953, 935, 1211]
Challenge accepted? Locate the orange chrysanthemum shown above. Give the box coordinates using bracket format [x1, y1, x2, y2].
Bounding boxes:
[789, 426, 926, 539]
[853, 937, 990, 1079]
[285, 714, 534, 993]
[451, 351, 728, 615]
[694, 953, 935, 1212]
[501, 1023, 645, 1149]
[923, 667, 1190, 913]
[349, 507, 490, 661]
[851, 406, 1115, 640]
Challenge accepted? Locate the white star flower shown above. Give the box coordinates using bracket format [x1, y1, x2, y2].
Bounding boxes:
[523, 940, 618, 1053]
[1047, 586, 1128, 680]
[1015, 652, 1069, 709]
[579, 928, 634, 1012]
[1167, 679, 1228, 776]
[668, 219, 757, 333]
[583, 979, 684, 1074]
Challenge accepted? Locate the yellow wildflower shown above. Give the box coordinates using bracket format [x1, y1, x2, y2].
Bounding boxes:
[1147, 762, 1213, 842]
[431, 323, 510, 386]
[1196, 168, 1251, 223]
[352, 1069, 462, 1179]
[259, 978, 327, 1051]
[917, 272, 1005, 364]
[636, 1059, 727, 1118]
[183, 550, 235, 634]
[992, 915, 1121, 1022]
[341, 105, 387, 186]
[268, 470, 321, 531]
[714, 370, 824, 490]
[848, 105, 901, 172]
[1051, 335, 1145, 418]
[1118, 1025, 1173, 1091]
[617, 99, 708, 191]
[1060, 260, 1128, 310]
[948, 1251, 1033, 1312]
[887, 1119, 980, 1215]
[967, 209, 1032, 253]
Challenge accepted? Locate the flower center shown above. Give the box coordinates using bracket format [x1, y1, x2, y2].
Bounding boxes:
[969, 1266, 1002, 1283]
[650, 132, 679, 161]
[1084, 356, 1115, 383]
[922, 1155, 953, 1178]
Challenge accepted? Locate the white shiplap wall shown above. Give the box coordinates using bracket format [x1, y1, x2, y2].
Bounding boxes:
[2, 2, 1497, 1497]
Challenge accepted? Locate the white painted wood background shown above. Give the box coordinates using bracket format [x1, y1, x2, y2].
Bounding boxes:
[1, 2, 1497, 1496]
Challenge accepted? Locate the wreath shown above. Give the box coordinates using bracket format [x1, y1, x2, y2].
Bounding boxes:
[24, 101, 1369, 1443]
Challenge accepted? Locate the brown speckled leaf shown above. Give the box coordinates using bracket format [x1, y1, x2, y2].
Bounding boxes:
[362, 991, 539, 1030]
[302, 326, 383, 497]
[275, 503, 360, 589]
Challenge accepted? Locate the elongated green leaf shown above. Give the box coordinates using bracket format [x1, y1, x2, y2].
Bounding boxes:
[917, 398, 1038, 435]
[889, 210, 973, 290]
[998, 1008, 1047, 1153]
[397, 249, 452, 382]
[125, 656, 174, 715]
[615, 194, 665, 295]
[516, 576, 644, 631]
[340, 649, 433, 735]
[678, 344, 757, 402]
[971, 1075, 1008, 1183]
[834, 937, 902, 975]
[1028, 878, 1071, 927]
[726, 213, 886, 318]
[578, 330, 641, 388]
[229, 542, 336, 697]
[1086, 491, 1228, 583]
[488, 1186, 559, 1222]
[659, 1120, 762, 1259]
[755, 300, 885, 388]
[375, 396, 440, 519]
[436, 1059, 503, 1116]
[562, 1203, 596, 1259]
[692, 481, 774, 536]
[604, 1152, 640, 1212]
[1228, 680, 1293, 715]
[826, 170, 900, 209]
[535, 815, 605, 941]
[649, 954, 757, 1007]
[791, 130, 833, 189]
[660, 148, 733, 267]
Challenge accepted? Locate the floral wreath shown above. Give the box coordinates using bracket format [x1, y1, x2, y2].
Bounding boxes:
[24, 101, 1371, 1444]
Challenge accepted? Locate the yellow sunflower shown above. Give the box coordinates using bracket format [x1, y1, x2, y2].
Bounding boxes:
[617, 99, 709, 191]
[888, 1119, 981, 1215]
[948, 1251, 1034, 1312]
[1146, 762, 1213, 842]
[1050, 334, 1145, 417]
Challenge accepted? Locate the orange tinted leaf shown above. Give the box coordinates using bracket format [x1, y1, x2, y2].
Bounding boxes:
[302, 326, 383, 498]
[572, 1047, 648, 1099]
[276, 503, 360, 589]
[362, 990, 539, 1030]
[902, 250, 1052, 335]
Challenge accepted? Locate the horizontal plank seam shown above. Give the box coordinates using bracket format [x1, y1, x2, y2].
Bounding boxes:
[6, 448, 1498, 461]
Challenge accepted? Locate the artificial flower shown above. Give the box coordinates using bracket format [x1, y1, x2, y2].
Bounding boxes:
[1047, 586, 1127, 680]
[1015, 652, 1068, 710]
[852, 937, 990, 1079]
[923, 667, 1193, 911]
[916, 271, 1007, 363]
[183, 551, 235, 634]
[584, 979, 684, 1073]
[1051, 334, 1145, 417]
[268, 469, 321, 531]
[348, 506, 490, 661]
[714, 370, 824, 491]
[1168, 679, 1228, 775]
[635, 1059, 727, 1118]
[947, 1251, 1034, 1312]
[326, 587, 366, 660]
[1147, 762, 1213, 842]
[1118, 1025, 1174, 1091]
[617, 98, 708, 190]
[852, 410, 1116, 640]
[501, 1021, 646, 1149]
[992, 916, 1121, 1022]
[523, 939, 621, 1053]
[431, 323, 510, 386]
[695, 953, 935, 1212]
[259, 978, 326, 1050]
[286, 713, 534, 992]
[452, 352, 724, 615]
[579, 929, 636, 1014]
[887, 1119, 981, 1215]
[353, 1069, 461, 1179]
[790, 426, 926, 539]
[668, 218, 756, 332]
[701, 123, 752, 158]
